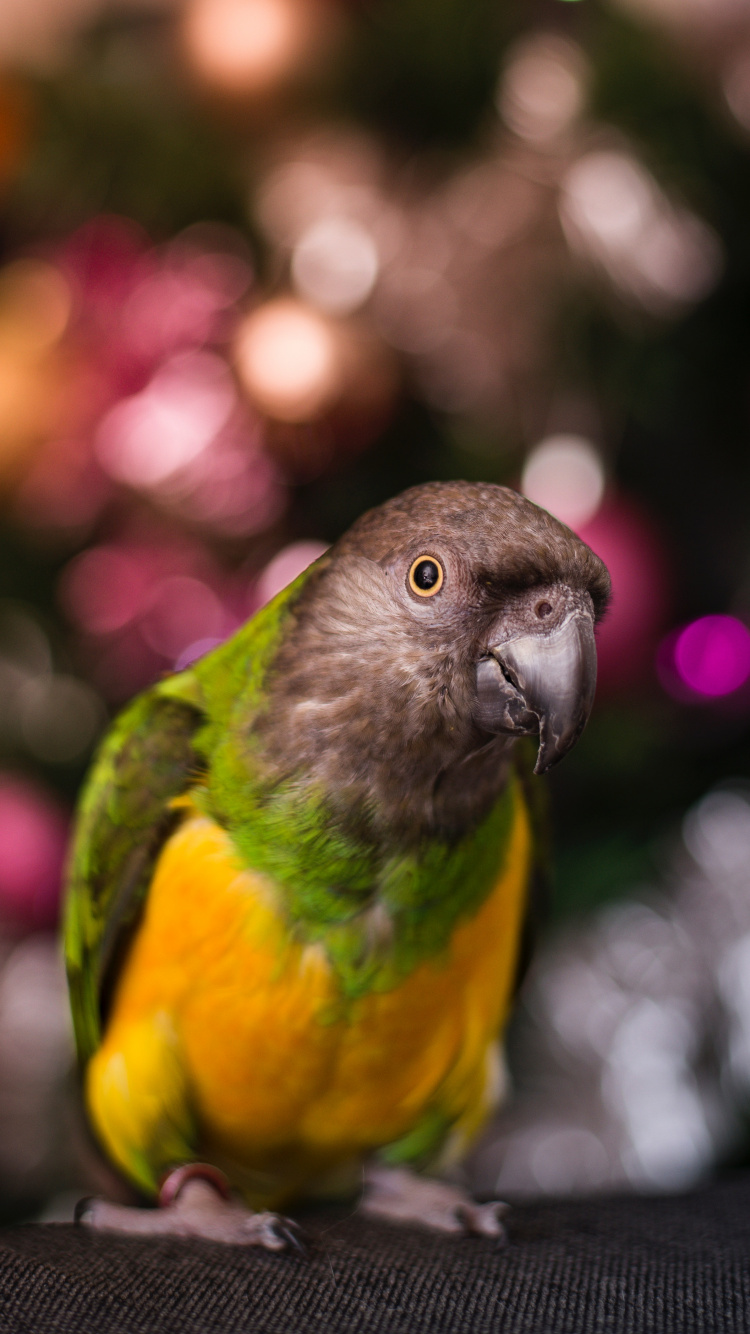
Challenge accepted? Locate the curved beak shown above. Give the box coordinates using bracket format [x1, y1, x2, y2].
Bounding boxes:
[474, 608, 597, 774]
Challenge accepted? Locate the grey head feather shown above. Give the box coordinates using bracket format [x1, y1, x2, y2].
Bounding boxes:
[255, 482, 610, 845]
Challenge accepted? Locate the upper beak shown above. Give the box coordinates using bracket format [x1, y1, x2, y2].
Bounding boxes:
[474, 606, 597, 774]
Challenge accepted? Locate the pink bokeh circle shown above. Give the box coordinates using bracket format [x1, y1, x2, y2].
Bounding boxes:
[0, 777, 69, 930]
[673, 615, 750, 697]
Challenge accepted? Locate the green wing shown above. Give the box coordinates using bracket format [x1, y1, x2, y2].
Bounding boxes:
[64, 672, 205, 1067]
[63, 566, 317, 1070]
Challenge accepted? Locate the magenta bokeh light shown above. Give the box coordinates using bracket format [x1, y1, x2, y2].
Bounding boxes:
[0, 778, 69, 930]
[673, 615, 750, 697]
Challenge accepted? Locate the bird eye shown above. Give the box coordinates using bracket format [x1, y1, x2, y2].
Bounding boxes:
[408, 555, 444, 597]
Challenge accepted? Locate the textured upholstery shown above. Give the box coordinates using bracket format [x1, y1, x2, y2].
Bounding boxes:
[0, 1177, 748, 1333]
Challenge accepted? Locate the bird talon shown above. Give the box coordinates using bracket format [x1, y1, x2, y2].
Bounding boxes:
[456, 1199, 509, 1240]
[74, 1197, 94, 1225]
[274, 1219, 309, 1255]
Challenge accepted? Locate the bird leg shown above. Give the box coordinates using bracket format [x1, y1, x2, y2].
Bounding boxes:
[76, 1163, 306, 1251]
[361, 1164, 508, 1242]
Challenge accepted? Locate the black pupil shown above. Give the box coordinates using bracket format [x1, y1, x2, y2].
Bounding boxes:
[414, 560, 439, 590]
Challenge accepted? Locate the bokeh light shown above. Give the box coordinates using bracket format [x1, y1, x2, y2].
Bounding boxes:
[59, 546, 155, 637]
[683, 789, 750, 878]
[120, 245, 252, 363]
[723, 52, 750, 133]
[670, 616, 750, 698]
[0, 601, 52, 682]
[560, 151, 722, 312]
[498, 35, 587, 143]
[0, 259, 75, 477]
[0, 261, 71, 355]
[256, 540, 328, 605]
[0, 777, 68, 930]
[95, 351, 236, 489]
[57, 537, 238, 699]
[183, 0, 316, 94]
[159, 428, 286, 536]
[292, 217, 379, 315]
[19, 676, 104, 765]
[139, 576, 227, 663]
[235, 298, 342, 421]
[522, 435, 605, 529]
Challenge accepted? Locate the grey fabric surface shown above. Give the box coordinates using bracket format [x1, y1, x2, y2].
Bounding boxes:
[0, 1176, 749, 1333]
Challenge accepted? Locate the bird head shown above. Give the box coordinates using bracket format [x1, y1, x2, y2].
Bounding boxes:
[261, 481, 610, 837]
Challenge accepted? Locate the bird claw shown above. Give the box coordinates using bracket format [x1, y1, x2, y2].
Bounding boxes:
[242, 1210, 309, 1253]
[73, 1196, 96, 1225]
[75, 1178, 309, 1253]
[362, 1164, 510, 1242]
[269, 1216, 309, 1256]
[455, 1199, 509, 1244]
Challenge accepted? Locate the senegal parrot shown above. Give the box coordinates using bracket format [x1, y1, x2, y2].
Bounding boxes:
[64, 481, 610, 1247]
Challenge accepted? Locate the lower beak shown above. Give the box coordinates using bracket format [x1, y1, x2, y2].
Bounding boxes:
[474, 609, 597, 774]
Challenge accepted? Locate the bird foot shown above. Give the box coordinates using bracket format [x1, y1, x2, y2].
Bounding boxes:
[76, 1164, 307, 1252]
[362, 1165, 508, 1242]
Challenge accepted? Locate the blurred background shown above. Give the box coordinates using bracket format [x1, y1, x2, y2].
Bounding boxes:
[0, 0, 748, 1221]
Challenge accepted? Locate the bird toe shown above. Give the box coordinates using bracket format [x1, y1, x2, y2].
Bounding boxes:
[456, 1199, 509, 1242]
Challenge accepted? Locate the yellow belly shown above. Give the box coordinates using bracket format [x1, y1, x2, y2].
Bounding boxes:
[88, 789, 531, 1204]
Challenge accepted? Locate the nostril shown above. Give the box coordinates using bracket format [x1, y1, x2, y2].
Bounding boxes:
[536, 601, 553, 619]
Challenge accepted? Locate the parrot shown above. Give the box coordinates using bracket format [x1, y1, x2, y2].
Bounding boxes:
[64, 481, 610, 1249]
